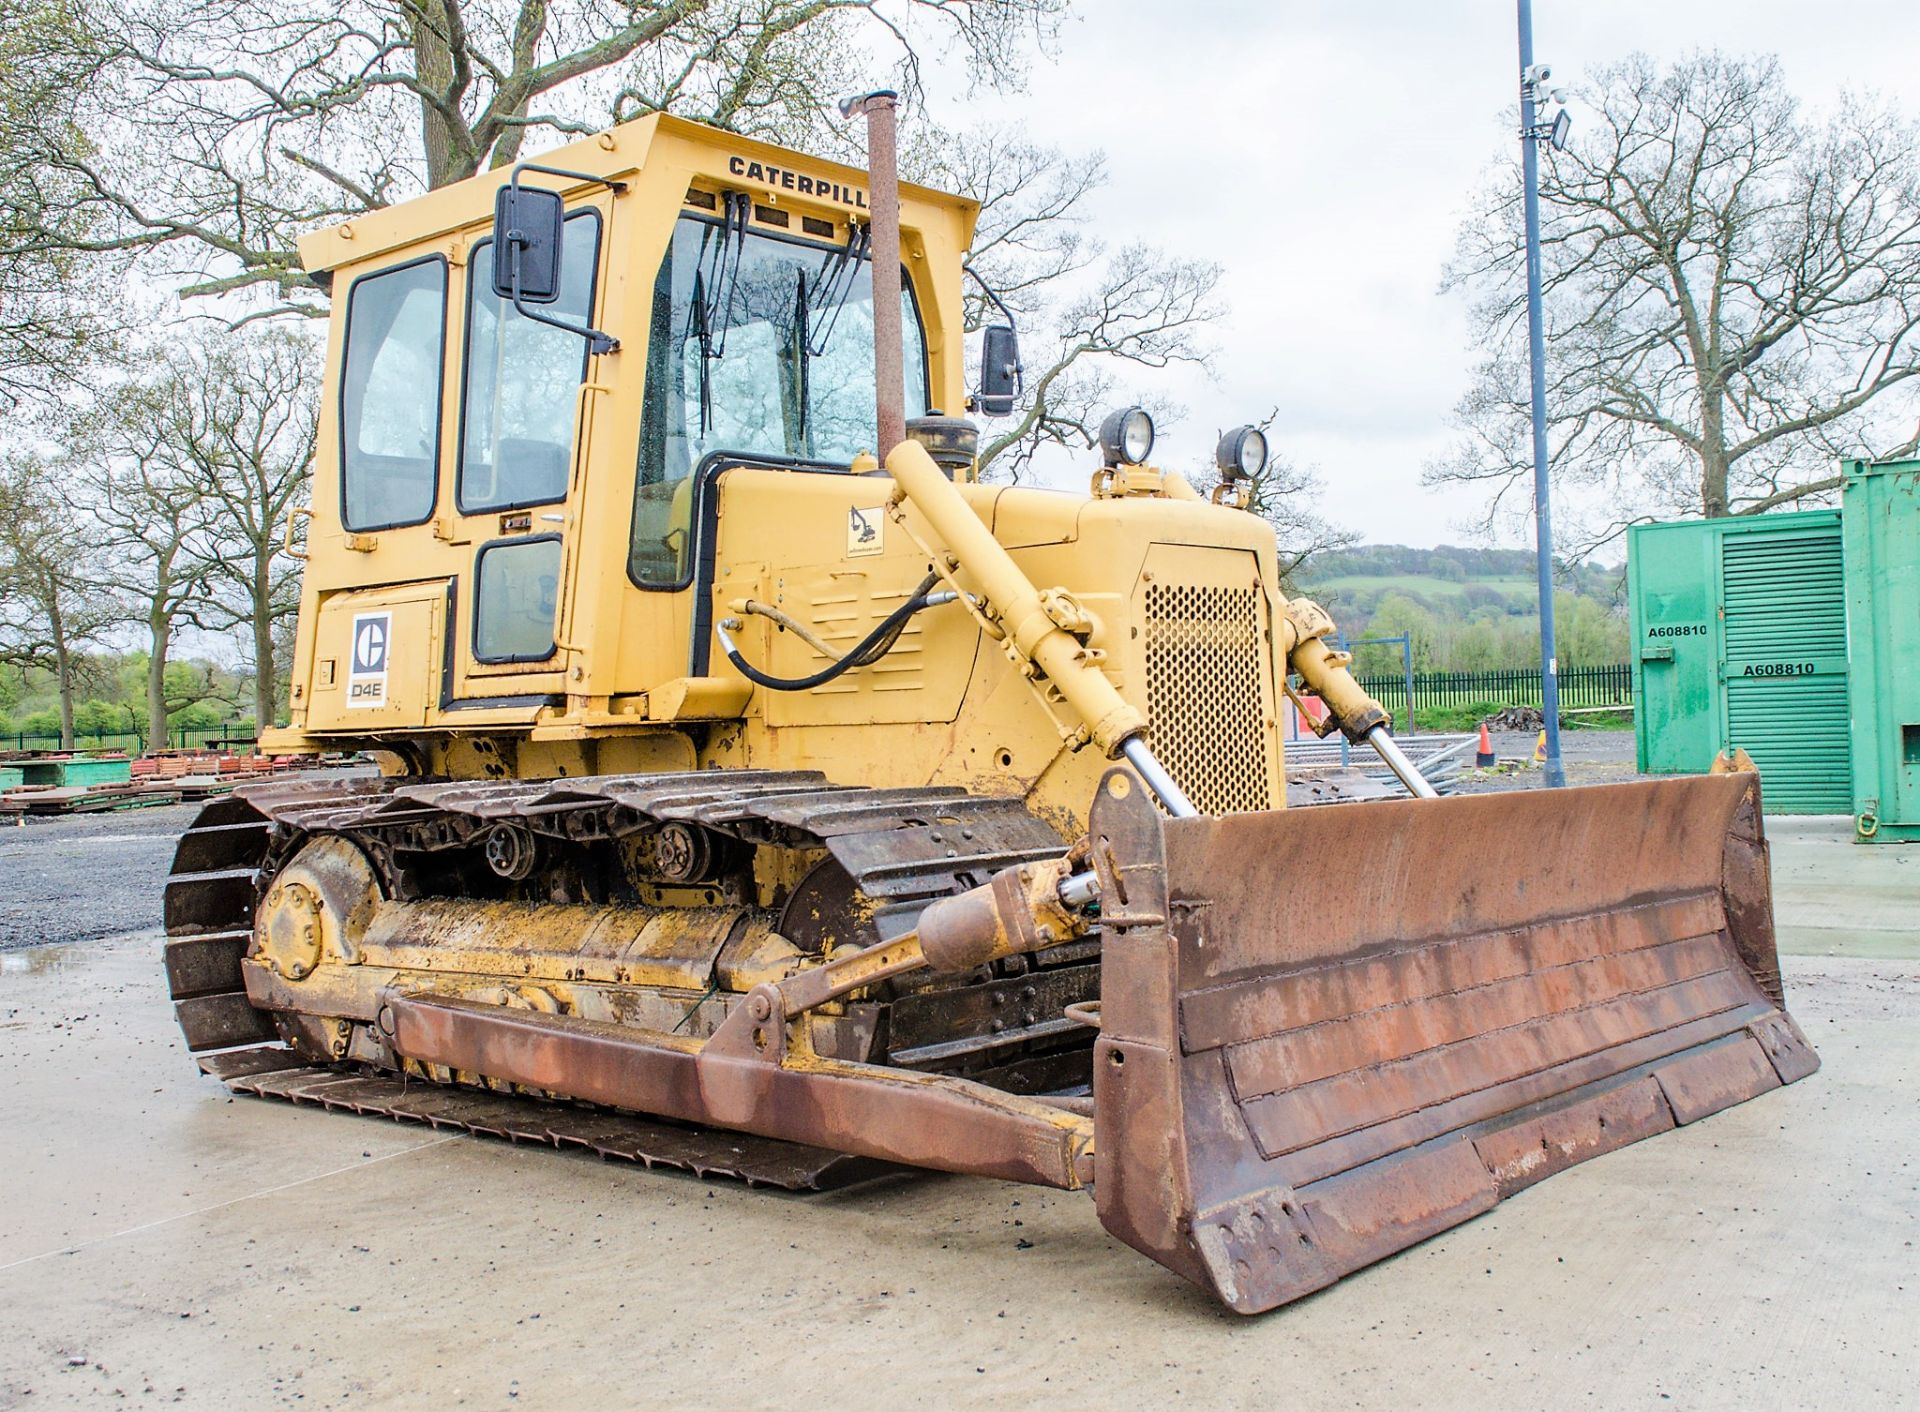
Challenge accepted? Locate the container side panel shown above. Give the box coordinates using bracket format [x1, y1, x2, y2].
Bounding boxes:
[1720, 520, 1850, 814]
[1630, 523, 1720, 776]
[1845, 459, 1920, 840]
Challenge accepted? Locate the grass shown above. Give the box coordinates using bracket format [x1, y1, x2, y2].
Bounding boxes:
[1400, 699, 1633, 732]
[1411, 700, 1507, 731]
[1563, 707, 1634, 730]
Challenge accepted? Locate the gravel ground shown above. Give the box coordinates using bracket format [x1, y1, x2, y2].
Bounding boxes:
[1444, 726, 1639, 794]
[0, 768, 374, 951]
[0, 802, 205, 950]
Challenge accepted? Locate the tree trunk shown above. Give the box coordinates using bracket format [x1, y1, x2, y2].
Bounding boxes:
[489, 107, 532, 170]
[252, 580, 276, 731]
[1699, 393, 1731, 518]
[56, 663, 74, 747]
[410, 1, 465, 188]
[46, 579, 75, 749]
[487, 2, 550, 170]
[148, 610, 172, 750]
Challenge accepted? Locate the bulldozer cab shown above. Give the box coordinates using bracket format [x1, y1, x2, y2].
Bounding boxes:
[283, 116, 976, 749]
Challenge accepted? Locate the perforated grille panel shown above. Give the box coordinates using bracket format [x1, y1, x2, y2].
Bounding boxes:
[1143, 583, 1273, 815]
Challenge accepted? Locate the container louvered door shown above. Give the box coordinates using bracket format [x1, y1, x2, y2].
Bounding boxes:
[1719, 527, 1851, 813]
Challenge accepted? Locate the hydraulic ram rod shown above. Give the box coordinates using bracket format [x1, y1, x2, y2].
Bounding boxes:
[1122, 737, 1198, 817]
[1366, 725, 1440, 799]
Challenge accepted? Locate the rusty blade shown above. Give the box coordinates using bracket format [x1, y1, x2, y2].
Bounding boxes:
[1088, 770, 1818, 1315]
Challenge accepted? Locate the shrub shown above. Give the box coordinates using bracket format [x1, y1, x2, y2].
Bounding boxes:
[72, 699, 129, 737]
[20, 710, 62, 738]
[168, 701, 226, 731]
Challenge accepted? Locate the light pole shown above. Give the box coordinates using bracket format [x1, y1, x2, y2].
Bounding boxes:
[1517, 0, 1569, 788]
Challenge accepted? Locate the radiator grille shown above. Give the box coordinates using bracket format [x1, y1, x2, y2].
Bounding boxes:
[1143, 583, 1272, 816]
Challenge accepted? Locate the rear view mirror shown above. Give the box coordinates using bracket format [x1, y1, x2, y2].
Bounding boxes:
[975, 324, 1022, 418]
[492, 184, 566, 305]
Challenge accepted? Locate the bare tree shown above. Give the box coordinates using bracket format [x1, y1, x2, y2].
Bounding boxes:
[0, 0, 122, 405]
[4, 0, 1062, 314]
[920, 129, 1222, 480]
[78, 412, 218, 748]
[1432, 53, 1920, 550]
[168, 331, 317, 730]
[0, 457, 127, 746]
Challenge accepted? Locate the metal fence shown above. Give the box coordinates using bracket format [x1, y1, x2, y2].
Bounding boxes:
[1353, 664, 1633, 715]
[1, 723, 259, 754]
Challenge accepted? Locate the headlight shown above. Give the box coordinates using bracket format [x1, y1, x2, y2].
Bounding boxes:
[1216, 424, 1268, 479]
[1098, 406, 1155, 466]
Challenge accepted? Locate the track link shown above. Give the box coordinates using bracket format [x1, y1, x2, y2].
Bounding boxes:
[162, 768, 1074, 1188]
[198, 1046, 890, 1190]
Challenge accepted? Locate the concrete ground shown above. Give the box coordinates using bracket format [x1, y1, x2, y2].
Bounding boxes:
[0, 807, 1914, 1409]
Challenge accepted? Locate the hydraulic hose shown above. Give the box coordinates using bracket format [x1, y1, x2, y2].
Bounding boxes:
[717, 580, 959, 692]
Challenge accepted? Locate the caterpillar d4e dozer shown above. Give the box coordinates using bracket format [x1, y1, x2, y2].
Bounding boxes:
[162, 97, 1817, 1314]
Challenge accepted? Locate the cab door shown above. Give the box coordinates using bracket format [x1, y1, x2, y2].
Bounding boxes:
[443, 198, 611, 708]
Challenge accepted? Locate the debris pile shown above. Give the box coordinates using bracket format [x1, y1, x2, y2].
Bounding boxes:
[1484, 705, 1547, 732]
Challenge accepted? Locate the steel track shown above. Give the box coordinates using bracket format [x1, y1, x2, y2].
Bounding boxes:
[162, 769, 1071, 1190]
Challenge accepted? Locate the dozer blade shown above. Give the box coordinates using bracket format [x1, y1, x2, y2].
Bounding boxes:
[1087, 770, 1818, 1315]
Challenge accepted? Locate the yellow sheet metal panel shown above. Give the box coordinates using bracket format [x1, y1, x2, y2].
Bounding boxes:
[306, 586, 446, 731]
[710, 469, 981, 729]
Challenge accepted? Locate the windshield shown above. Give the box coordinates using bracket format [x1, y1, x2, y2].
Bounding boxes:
[630, 213, 930, 587]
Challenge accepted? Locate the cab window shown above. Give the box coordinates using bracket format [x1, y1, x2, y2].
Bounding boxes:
[340, 258, 447, 531]
[473, 536, 563, 663]
[628, 214, 930, 588]
[458, 211, 602, 513]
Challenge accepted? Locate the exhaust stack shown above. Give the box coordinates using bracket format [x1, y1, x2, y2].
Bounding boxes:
[841, 90, 906, 457]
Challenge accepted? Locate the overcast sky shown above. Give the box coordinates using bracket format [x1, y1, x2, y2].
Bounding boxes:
[922, 0, 1920, 551]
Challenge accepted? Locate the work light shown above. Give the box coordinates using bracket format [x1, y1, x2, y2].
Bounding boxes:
[1216, 425, 1268, 479]
[1098, 406, 1155, 466]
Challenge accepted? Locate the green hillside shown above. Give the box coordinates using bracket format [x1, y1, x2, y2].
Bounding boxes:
[1295, 545, 1628, 674]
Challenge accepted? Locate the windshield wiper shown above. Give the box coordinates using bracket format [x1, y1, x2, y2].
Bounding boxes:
[792, 270, 812, 445]
[690, 192, 751, 435]
[804, 221, 869, 357]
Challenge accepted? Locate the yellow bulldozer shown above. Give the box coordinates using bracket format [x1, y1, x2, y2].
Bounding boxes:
[161, 96, 1817, 1314]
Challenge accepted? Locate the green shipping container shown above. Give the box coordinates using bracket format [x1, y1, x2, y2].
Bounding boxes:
[1843, 457, 1920, 843]
[1628, 509, 1851, 814]
[17, 757, 133, 788]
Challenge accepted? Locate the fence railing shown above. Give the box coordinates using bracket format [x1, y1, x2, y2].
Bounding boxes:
[1353, 664, 1633, 716]
[1, 723, 259, 755]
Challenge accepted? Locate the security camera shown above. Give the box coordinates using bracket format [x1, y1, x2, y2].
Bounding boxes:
[1551, 88, 1567, 105]
[1524, 63, 1551, 85]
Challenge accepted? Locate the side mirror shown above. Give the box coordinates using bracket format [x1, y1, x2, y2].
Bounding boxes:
[492, 184, 566, 305]
[975, 324, 1022, 418]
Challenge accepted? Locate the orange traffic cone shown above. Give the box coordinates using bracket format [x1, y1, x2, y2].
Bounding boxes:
[1534, 729, 1548, 763]
[1476, 723, 1497, 768]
